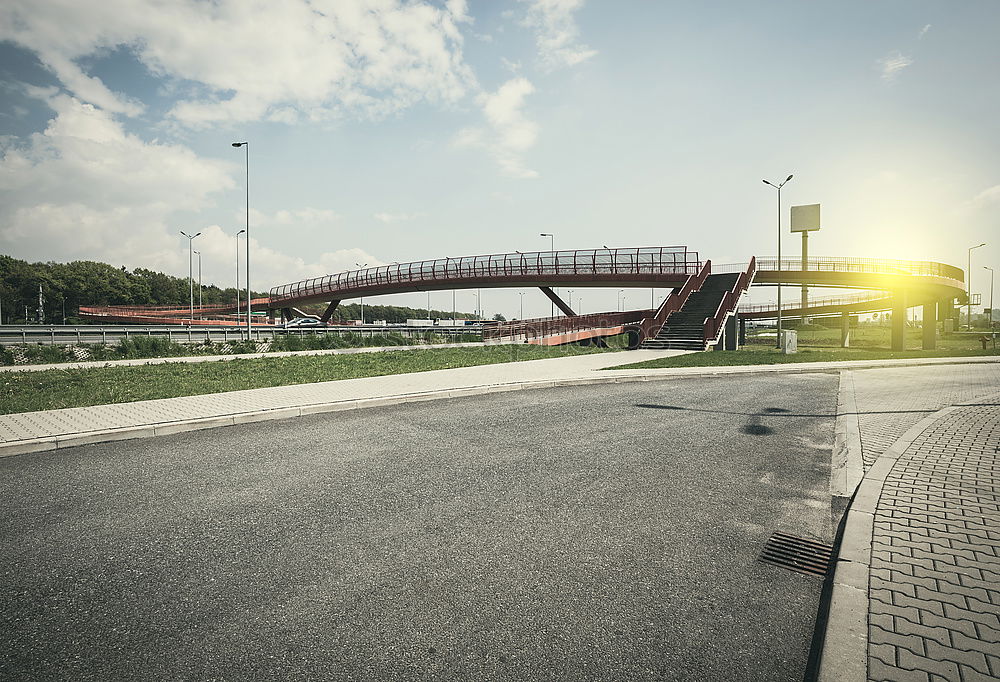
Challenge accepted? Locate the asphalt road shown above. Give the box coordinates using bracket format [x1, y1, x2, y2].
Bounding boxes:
[0, 372, 840, 681]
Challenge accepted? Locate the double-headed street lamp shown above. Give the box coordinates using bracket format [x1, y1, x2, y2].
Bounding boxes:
[356, 262, 368, 324]
[763, 174, 794, 348]
[540, 232, 555, 316]
[180, 230, 201, 321]
[985, 265, 995, 333]
[232, 141, 250, 336]
[194, 250, 203, 313]
[235, 229, 246, 321]
[967, 242, 986, 329]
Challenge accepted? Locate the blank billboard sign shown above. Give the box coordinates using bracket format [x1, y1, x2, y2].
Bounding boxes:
[791, 204, 821, 232]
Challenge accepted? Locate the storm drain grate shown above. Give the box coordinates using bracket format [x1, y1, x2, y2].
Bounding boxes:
[758, 531, 834, 577]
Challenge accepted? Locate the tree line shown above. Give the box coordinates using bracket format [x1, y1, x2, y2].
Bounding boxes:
[0, 255, 500, 324]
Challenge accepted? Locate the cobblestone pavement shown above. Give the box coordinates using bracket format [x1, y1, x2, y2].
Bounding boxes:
[855, 373, 1000, 681]
[852, 364, 1000, 470]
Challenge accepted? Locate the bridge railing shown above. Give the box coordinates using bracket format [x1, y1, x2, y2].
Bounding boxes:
[270, 247, 702, 304]
[739, 290, 891, 314]
[704, 257, 756, 344]
[714, 257, 963, 281]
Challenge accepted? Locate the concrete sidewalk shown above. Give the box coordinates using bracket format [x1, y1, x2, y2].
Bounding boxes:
[4, 350, 999, 459]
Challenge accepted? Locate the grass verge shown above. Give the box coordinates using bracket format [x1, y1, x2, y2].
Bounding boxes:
[2, 343, 615, 415]
[608, 346, 1000, 370]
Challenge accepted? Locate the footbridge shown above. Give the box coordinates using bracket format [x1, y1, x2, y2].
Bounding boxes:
[78, 247, 967, 352]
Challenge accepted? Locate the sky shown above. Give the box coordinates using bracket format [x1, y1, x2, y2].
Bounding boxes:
[1, 0, 998, 319]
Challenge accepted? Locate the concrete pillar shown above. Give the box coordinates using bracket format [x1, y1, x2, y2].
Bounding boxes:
[725, 315, 737, 350]
[922, 301, 937, 350]
[891, 292, 906, 351]
[738, 316, 746, 346]
[841, 311, 850, 348]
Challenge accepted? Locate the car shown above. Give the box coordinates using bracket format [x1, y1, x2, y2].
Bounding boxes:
[283, 317, 323, 328]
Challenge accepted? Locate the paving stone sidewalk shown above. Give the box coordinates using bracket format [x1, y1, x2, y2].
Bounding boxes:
[852, 364, 1000, 470]
[860, 391, 1000, 681]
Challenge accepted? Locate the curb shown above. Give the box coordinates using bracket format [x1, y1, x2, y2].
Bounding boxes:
[814, 402, 968, 682]
[3, 356, 998, 460]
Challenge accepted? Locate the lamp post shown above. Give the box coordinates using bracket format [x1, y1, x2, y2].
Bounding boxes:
[618, 289, 625, 312]
[232, 141, 250, 337]
[194, 250, 202, 313]
[985, 266, 995, 333]
[235, 229, 245, 322]
[180, 230, 201, 321]
[356, 262, 368, 324]
[967, 242, 986, 330]
[540, 232, 555, 316]
[518, 292, 525, 320]
[763, 174, 794, 348]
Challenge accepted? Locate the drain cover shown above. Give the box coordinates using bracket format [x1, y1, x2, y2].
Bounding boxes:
[758, 531, 834, 577]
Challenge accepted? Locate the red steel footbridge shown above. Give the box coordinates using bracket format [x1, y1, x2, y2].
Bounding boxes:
[81, 246, 967, 352]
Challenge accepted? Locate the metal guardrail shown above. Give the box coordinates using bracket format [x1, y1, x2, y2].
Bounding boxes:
[483, 308, 654, 343]
[0, 325, 480, 347]
[270, 247, 702, 304]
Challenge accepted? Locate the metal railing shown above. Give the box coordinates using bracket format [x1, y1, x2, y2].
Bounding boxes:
[1, 324, 481, 347]
[739, 290, 891, 315]
[703, 257, 756, 344]
[270, 247, 702, 304]
[714, 256, 964, 282]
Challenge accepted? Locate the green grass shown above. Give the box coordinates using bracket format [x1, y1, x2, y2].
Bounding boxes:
[1, 343, 616, 415]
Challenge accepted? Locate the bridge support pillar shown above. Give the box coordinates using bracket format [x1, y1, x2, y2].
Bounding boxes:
[320, 300, 341, 324]
[922, 301, 937, 350]
[539, 287, 576, 316]
[891, 292, 906, 351]
[724, 315, 737, 350]
[738, 316, 746, 347]
[841, 312, 850, 348]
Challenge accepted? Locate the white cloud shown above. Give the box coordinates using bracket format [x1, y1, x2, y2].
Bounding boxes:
[519, 0, 597, 70]
[0, 93, 372, 289]
[919, 24, 931, 39]
[0, 94, 232, 270]
[970, 184, 1000, 208]
[186, 225, 380, 292]
[454, 77, 539, 179]
[373, 211, 423, 223]
[0, 0, 476, 126]
[878, 50, 913, 81]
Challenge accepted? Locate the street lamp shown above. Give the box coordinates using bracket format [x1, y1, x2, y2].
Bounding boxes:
[518, 291, 525, 320]
[180, 230, 201, 321]
[763, 174, 794, 348]
[235, 229, 246, 322]
[232, 141, 250, 337]
[967, 242, 986, 330]
[540, 232, 555, 316]
[985, 265, 995, 333]
[618, 289, 625, 312]
[194, 250, 202, 313]
[356, 262, 368, 324]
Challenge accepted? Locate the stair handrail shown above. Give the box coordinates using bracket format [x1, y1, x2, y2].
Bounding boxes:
[637, 259, 711, 342]
[703, 257, 756, 344]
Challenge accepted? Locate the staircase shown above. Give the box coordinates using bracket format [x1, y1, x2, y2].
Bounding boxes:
[641, 273, 740, 350]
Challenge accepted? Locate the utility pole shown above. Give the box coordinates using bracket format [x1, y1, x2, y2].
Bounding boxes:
[37, 285, 44, 324]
